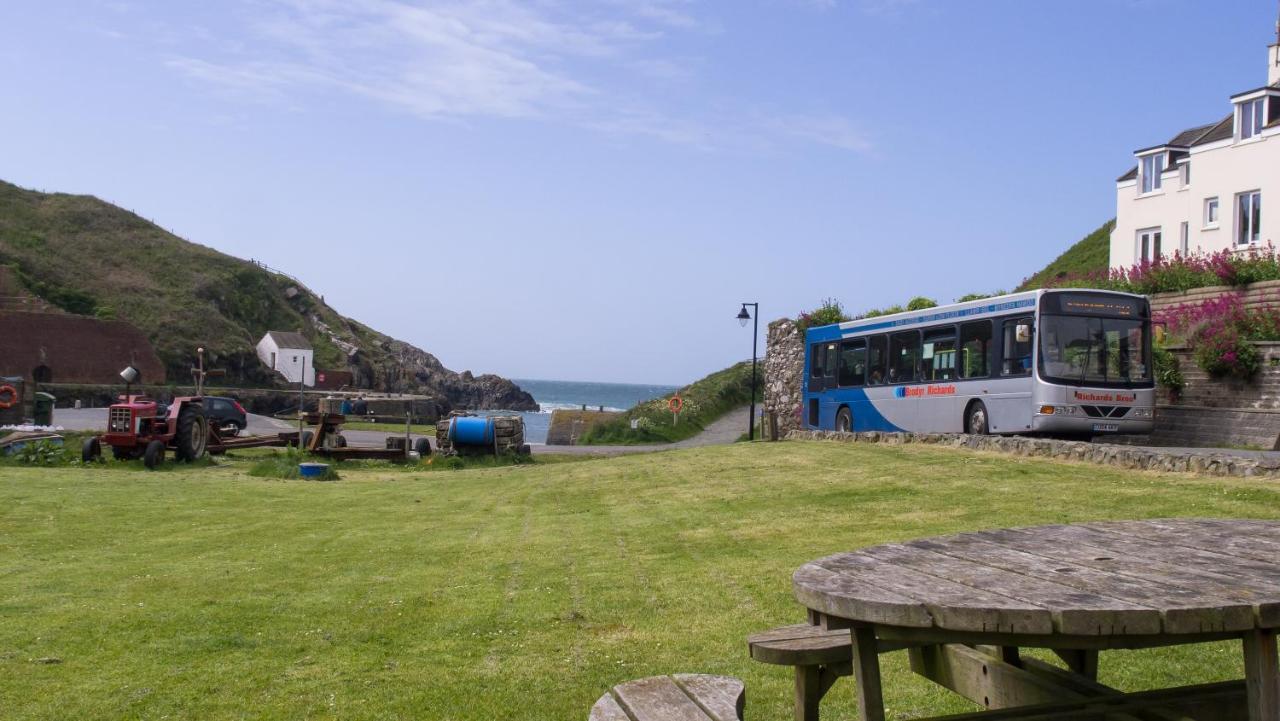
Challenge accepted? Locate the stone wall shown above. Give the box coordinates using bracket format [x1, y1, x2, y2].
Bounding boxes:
[0, 311, 166, 385]
[762, 318, 804, 439]
[1149, 280, 1280, 317]
[788, 429, 1280, 478]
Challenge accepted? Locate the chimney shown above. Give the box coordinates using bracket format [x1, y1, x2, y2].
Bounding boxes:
[1272, 6, 1280, 86]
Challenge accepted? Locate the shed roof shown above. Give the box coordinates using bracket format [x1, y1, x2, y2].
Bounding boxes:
[265, 331, 312, 350]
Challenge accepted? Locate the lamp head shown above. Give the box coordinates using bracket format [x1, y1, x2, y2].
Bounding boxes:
[736, 305, 751, 327]
[120, 365, 140, 384]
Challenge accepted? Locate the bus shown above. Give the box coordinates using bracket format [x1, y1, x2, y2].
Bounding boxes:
[803, 289, 1155, 436]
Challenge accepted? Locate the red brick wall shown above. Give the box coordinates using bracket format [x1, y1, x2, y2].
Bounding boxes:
[0, 311, 166, 384]
[314, 369, 353, 390]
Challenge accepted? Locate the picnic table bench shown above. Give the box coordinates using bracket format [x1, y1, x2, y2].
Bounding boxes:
[790, 518, 1279, 720]
[591, 519, 1280, 720]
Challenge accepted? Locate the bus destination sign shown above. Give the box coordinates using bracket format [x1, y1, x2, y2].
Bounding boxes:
[1057, 293, 1142, 318]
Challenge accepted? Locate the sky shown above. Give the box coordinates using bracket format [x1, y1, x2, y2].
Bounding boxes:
[2, 1, 1279, 385]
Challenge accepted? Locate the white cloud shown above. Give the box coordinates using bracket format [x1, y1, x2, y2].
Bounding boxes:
[167, 0, 873, 154]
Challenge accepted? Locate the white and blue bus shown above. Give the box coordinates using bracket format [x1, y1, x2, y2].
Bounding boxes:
[803, 289, 1155, 436]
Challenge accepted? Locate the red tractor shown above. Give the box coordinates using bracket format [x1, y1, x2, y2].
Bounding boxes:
[82, 395, 209, 469]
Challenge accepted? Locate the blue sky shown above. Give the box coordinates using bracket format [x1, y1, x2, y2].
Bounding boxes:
[3, 1, 1278, 385]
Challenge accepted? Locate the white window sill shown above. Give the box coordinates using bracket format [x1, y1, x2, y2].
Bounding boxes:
[1136, 190, 1165, 199]
[1234, 136, 1265, 146]
[1203, 224, 1220, 231]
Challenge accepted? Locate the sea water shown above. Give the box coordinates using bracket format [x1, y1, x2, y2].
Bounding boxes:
[467, 378, 678, 444]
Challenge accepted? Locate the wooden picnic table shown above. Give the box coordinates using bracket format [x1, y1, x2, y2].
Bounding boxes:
[792, 519, 1280, 721]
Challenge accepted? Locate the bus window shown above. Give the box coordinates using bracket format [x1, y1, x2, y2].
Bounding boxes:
[867, 336, 887, 385]
[810, 344, 826, 378]
[922, 328, 957, 381]
[888, 331, 919, 384]
[824, 343, 837, 379]
[1001, 317, 1034, 376]
[959, 321, 992, 378]
[838, 339, 867, 387]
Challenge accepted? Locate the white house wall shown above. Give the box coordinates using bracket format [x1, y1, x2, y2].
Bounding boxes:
[1112, 128, 1279, 268]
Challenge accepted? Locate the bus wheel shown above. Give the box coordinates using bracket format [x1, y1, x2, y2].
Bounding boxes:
[835, 407, 853, 433]
[966, 402, 989, 435]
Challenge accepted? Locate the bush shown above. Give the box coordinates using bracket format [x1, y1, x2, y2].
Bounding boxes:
[1035, 243, 1279, 295]
[906, 296, 938, 311]
[1156, 291, 1270, 379]
[1193, 325, 1260, 379]
[796, 298, 849, 331]
[1152, 345, 1184, 393]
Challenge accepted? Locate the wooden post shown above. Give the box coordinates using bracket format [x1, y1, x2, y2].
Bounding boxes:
[1244, 629, 1280, 721]
[795, 666, 822, 721]
[851, 626, 885, 721]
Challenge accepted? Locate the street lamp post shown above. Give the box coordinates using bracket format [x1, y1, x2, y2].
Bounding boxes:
[736, 302, 759, 441]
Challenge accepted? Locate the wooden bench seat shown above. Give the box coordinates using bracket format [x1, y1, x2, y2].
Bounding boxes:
[748, 624, 854, 721]
[589, 674, 744, 721]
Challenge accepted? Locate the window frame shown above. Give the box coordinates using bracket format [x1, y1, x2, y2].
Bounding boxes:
[1000, 316, 1035, 377]
[1136, 227, 1162, 263]
[1140, 153, 1164, 194]
[921, 326, 959, 382]
[1236, 190, 1262, 246]
[1239, 98, 1266, 140]
[958, 320, 993, 380]
[888, 330, 920, 385]
[1204, 197, 1220, 229]
[866, 335, 888, 386]
[836, 338, 867, 388]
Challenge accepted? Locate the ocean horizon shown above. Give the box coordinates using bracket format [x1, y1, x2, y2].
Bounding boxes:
[469, 378, 680, 444]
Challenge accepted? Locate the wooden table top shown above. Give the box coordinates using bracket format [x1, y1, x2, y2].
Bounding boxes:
[793, 519, 1280, 637]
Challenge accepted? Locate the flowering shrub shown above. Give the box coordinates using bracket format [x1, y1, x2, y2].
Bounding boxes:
[797, 298, 850, 331]
[1037, 243, 1279, 295]
[1155, 291, 1278, 379]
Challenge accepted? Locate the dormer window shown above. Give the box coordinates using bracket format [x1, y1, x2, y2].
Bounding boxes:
[1239, 97, 1266, 139]
[1140, 153, 1164, 193]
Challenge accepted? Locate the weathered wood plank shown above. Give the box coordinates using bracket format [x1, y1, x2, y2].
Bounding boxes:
[748, 624, 852, 666]
[908, 534, 1255, 634]
[907, 680, 1246, 721]
[671, 674, 745, 721]
[908, 644, 1084, 711]
[1097, 519, 1280, 563]
[589, 692, 631, 721]
[991, 526, 1279, 630]
[862, 544, 1160, 636]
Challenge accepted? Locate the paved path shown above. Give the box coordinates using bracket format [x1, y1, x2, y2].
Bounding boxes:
[50, 407, 295, 436]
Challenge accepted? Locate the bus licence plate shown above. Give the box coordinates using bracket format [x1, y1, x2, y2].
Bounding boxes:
[1092, 423, 1120, 432]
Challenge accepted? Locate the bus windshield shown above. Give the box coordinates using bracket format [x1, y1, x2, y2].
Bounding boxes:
[1038, 314, 1151, 386]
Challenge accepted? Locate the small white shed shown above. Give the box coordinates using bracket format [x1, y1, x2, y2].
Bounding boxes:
[256, 331, 315, 386]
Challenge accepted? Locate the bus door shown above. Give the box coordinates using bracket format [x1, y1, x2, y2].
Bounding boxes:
[807, 341, 838, 427]
[988, 316, 1035, 433]
[918, 327, 960, 432]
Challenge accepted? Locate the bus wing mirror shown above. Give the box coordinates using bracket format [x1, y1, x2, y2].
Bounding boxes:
[1016, 323, 1031, 343]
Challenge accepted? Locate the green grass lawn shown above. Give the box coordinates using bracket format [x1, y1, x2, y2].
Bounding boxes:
[2, 442, 1279, 719]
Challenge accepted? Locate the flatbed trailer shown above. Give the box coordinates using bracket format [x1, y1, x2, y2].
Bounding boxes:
[299, 412, 429, 462]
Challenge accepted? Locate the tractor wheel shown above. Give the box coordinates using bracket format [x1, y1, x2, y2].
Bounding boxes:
[414, 437, 431, 457]
[82, 437, 102, 463]
[143, 440, 165, 469]
[175, 404, 209, 461]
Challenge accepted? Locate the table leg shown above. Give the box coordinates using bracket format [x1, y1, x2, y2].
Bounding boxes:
[795, 666, 821, 721]
[1244, 629, 1280, 721]
[851, 626, 886, 721]
[1053, 649, 1098, 681]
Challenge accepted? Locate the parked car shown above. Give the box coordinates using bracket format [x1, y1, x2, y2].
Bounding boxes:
[203, 396, 248, 435]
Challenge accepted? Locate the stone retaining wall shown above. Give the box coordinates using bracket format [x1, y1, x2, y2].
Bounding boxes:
[787, 429, 1280, 478]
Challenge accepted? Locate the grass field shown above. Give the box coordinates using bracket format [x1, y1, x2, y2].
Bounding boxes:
[2, 441, 1279, 719]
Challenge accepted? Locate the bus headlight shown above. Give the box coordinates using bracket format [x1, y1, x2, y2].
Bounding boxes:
[1130, 407, 1153, 419]
[1038, 405, 1078, 415]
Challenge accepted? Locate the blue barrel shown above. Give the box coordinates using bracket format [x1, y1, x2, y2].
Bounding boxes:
[340, 399, 352, 415]
[450, 416, 493, 445]
[298, 462, 330, 479]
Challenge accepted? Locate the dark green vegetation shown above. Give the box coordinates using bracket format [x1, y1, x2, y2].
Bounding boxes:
[579, 361, 757, 444]
[1017, 220, 1116, 291]
[2, 441, 1277, 719]
[0, 181, 477, 398]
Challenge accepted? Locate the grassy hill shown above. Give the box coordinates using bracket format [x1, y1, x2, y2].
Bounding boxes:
[1016, 219, 1115, 291]
[0, 180, 533, 409]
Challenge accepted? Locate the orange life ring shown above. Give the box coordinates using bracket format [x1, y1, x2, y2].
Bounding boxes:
[0, 384, 16, 409]
[668, 395, 683, 413]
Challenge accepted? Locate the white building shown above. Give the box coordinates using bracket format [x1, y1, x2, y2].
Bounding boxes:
[1111, 24, 1280, 268]
[256, 331, 315, 387]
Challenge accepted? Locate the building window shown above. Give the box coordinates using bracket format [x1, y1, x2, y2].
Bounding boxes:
[1179, 163, 1190, 187]
[1140, 154, 1164, 193]
[1237, 191, 1262, 246]
[1180, 221, 1190, 255]
[1240, 98, 1266, 140]
[1205, 197, 1220, 227]
[1137, 228, 1162, 263]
